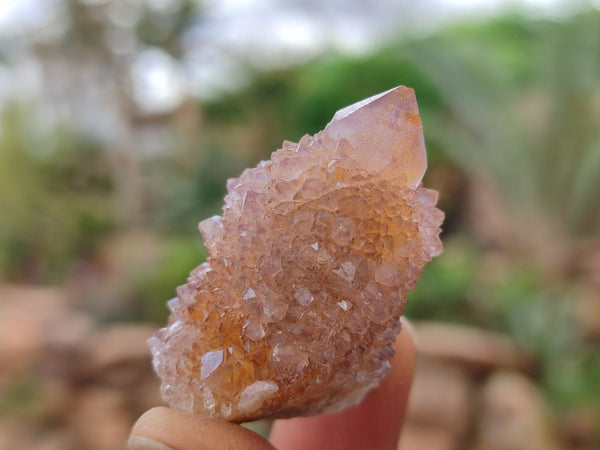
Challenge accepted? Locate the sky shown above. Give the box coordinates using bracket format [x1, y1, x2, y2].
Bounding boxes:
[0, 0, 578, 38]
[0, 0, 593, 117]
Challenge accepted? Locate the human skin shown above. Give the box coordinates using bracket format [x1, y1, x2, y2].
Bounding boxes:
[128, 317, 416, 450]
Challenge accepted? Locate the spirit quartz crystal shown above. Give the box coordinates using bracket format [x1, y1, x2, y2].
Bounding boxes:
[149, 86, 444, 422]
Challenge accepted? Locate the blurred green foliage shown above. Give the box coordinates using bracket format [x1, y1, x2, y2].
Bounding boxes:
[136, 0, 198, 56]
[202, 51, 445, 162]
[0, 374, 43, 419]
[409, 12, 600, 237]
[131, 236, 208, 322]
[407, 236, 600, 412]
[0, 105, 115, 282]
[144, 140, 248, 234]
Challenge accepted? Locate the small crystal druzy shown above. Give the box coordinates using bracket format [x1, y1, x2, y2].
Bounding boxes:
[149, 86, 443, 422]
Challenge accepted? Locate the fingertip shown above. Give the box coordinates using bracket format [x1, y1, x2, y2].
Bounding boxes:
[128, 435, 174, 450]
[399, 316, 416, 341]
[396, 316, 417, 374]
[129, 407, 275, 450]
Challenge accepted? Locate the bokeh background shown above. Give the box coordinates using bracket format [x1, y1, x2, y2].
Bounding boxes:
[1, 0, 599, 449]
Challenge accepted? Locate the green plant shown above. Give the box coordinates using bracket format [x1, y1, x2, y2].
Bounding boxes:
[404, 12, 600, 243]
[0, 104, 115, 282]
[131, 236, 208, 322]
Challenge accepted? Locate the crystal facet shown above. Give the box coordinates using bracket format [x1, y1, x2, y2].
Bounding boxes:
[149, 86, 444, 421]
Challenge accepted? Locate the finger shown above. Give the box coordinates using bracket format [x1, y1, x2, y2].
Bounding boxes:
[269, 317, 416, 450]
[128, 406, 276, 450]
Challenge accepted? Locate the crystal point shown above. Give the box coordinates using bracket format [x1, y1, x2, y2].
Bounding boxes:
[149, 86, 443, 421]
[326, 86, 427, 187]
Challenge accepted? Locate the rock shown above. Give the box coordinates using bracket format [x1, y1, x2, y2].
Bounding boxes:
[37, 378, 75, 424]
[578, 244, 600, 286]
[406, 360, 473, 439]
[0, 285, 69, 373]
[0, 420, 73, 450]
[414, 322, 536, 375]
[87, 324, 156, 387]
[559, 408, 600, 450]
[128, 376, 165, 413]
[38, 312, 95, 382]
[0, 285, 164, 448]
[398, 423, 456, 450]
[474, 372, 560, 450]
[69, 387, 132, 450]
[574, 288, 600, 340]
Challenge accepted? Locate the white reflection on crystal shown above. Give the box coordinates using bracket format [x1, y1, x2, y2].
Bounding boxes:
[166, 320, 184, 338]
[238, 381, 279, 412]
[243, 288, 256, 300]
[337, 300, 351, 311]
[167, 297, 179, 313]
[294, 286, 314, 305]
[220, 402, 232, 417]
[332, 261, 356, 282]
[244, 321, 266, 341]
[200, 350, 223, 379]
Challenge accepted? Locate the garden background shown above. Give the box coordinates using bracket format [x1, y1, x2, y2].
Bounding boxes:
[0, 0, 599, 448]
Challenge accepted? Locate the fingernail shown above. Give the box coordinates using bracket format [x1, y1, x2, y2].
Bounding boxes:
[128, 435, 174, 450]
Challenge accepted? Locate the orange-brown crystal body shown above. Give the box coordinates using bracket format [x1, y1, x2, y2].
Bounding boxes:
[149, 86, 443, 421]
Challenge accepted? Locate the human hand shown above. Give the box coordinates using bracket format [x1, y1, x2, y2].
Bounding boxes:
[128, 317, 416, 450]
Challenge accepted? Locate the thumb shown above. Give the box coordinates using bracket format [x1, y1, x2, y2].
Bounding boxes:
[128, 407, 275, 450]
